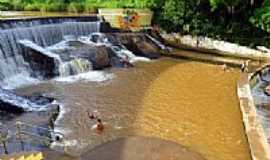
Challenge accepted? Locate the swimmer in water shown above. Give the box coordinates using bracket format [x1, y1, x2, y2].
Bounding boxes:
[91, 118, 104, 134]
[96, 119, 104, 133]
[88, 111, 97, 120]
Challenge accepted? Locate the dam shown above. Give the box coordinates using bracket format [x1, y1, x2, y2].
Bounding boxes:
[0, 14, 255, 160]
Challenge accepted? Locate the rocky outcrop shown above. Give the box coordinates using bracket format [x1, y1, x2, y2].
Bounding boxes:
[19, 40, 59, 79]
[105, 33, 162, 59]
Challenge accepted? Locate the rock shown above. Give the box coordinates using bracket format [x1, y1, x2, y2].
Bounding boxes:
[264, 85, 270, 96]
[106, 33, 162, 59]
[19, 41, 58, 78]
[0, 98, 24, 114]
[0, 88, 52, 113]
[91, 46, 111, 69]
[51, 41, 111, 70]
[25, 93, 55, 106]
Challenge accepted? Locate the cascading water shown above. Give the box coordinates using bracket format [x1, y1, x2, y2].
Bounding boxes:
[0, 16, 99, 30]
[59, 59, 93, 77]
[79, 32, 151, 63]
[0, 22, 100, 89]
[0, 21, 100, 112]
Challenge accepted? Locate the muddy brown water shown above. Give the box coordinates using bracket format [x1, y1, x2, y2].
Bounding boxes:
[14, 56, 251, 160]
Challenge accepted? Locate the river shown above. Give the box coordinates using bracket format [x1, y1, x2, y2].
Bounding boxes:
[16, 55, 251, 160]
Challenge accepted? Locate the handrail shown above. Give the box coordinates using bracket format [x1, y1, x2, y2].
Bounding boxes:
[15, 121, 66, 145]
[0, 121, 66, 155]
[16, 121, 65, 138]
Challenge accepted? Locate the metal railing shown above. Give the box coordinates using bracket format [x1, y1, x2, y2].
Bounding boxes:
[0, 121, 65, 155]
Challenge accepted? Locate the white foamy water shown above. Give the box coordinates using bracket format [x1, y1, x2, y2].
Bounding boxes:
[115, 49, 151, 63]
[79, 32, 151, 63]
[51, 101, 79, 151]
[0, 87, 49, 112]
[54, 71, 114, 83]
[0, 72, 40, 90]
[46, 39, 75, 51]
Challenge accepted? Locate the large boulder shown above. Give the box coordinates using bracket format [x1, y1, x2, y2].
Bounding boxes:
[90, 46, 111, 69]
[50, 41, 111, 70]
[19, 40, 59, 79]
[106, 33, 162, 59]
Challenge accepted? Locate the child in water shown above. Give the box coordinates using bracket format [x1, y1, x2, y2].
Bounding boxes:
[91, 118, 104, 134]
[88, 111, 105, 134]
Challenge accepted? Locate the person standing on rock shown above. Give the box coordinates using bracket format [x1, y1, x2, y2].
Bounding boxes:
[241, 60, 250, 72]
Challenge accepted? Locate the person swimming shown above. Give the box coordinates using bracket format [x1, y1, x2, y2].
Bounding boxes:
[88, 111, 97, 120]
[96, 119, 104, 133]
[91, 118, 105, 134]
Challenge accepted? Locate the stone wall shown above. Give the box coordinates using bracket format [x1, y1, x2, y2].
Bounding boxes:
[238, 66, 270, 160]
[162, 33, 270, 61]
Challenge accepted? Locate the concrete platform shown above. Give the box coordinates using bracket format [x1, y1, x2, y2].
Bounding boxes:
[81, 136, 205, 160]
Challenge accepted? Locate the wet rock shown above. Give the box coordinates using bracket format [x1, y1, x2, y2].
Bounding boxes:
[91, 46, 111, 69]
[0, 88, 52, 113]
[0, 98, 24, 114]
[264, 85, 270, 96]
[51, 41, 111, 70]
[106, 33, 162, 59]
[19, 43, 58, 79]
[25, 93, 55, 106]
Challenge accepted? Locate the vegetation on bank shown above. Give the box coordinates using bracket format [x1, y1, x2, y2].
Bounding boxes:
[0, 0, 270, 48]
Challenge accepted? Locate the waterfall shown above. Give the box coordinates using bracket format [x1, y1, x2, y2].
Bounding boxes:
[59, 59, 93, 77]
[0, 16, 99, 30]
[79, 32, 151, 63]
[0, 22, 100, 89]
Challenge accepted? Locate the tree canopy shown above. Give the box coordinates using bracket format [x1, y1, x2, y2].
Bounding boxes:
[0, 0, 269, 47]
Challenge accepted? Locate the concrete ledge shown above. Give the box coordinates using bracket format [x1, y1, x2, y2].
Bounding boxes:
[238, 70, 270, 160]
[162, 33, 270, 61]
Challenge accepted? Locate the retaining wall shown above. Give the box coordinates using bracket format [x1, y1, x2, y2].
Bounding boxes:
[162, 34, 270, 61]
[238, 65, 270, 160]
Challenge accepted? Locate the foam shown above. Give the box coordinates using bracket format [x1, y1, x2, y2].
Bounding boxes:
[54, 71, 114, 83]
[0, 72, 40, 90]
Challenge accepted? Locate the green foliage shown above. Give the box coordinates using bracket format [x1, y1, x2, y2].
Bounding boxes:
[0, 0, 269, 48]
[250, 0, 270, 32]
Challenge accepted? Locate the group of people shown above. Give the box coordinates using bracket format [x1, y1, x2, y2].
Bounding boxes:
[221, 60, 251, 73]
[88, 111, 104, 134]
